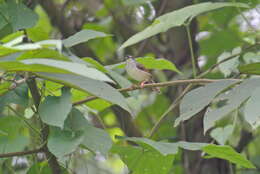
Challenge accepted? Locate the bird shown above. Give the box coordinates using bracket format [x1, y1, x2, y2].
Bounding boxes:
[125, 56, 160, 92]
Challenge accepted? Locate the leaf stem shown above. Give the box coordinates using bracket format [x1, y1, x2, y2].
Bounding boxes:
[185, 24, 197, 78]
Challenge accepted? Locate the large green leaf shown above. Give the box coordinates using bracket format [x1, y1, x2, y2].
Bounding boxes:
[203, 78, 260, 133]
[63, 29, 111, 47]
[82, 57, 107, 72]
[21, 59, 114, 83]
[244, 87, 260, 129]
[0, 83, 28, 107]
[217, 47, 241, 77]
[0, 61, 71, 73]
[26, 6, 52, 42]
[17, 49, 69, 61]
[174, 80, 237, 127]
[0, 81, 11, 96]
[27, 162, 52, 174]
[39, 88, 72, 128]
[36, 72, 132, 114]
[119, 2, 248, 50]
[107, 69, 138, 96]
[0, 45, 20, 57]
[119, 137, 207, 155]
[0, 116, 29, 153]
[47, 127, 84, 158]
[210, 125, 234, 145]
[0, 59, 114, 83]
[122, 0, 155, 6]
[81, 124, 112, 155]
[239, 62, 260, 75]
[111, 145, 174, 174]
[203, 144, 255, 169]
[65, 108, 113, 155]
[111, 57, 181, 73]
[0, 1, 38, 33]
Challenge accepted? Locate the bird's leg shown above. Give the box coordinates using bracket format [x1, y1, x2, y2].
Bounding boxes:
[140, 80, 149, 88]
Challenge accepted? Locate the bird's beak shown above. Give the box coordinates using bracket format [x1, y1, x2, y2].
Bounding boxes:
[124, 55, 133, 61]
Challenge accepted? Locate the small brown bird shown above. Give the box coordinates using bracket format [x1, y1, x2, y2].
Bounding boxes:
[125, 56, 160, 92]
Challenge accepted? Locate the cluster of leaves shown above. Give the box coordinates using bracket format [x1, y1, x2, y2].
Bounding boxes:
[1, 0, 260, 173]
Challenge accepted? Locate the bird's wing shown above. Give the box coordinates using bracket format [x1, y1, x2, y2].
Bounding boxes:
[136, 62, 150, 73]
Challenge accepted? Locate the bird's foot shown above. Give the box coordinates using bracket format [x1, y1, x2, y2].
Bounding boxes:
[140, 80, 149, 88]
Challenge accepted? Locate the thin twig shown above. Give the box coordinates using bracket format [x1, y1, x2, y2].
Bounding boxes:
[186, 24, 197, 78]
[148, 84, 193, 138]
[0, 147, 43, 158]
[7, 105, 41, 136]
[72, 79, 227, 106]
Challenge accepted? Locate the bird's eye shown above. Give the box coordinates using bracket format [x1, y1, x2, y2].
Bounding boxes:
[125, 55, 133, 60]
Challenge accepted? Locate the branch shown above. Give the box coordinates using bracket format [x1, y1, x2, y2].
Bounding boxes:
[73, 79, 238, 106]
[235, 129, 254, 153]
[0, 147, 43, 158]
[27, 78, 62, 174]
[38, 0, 94, 57]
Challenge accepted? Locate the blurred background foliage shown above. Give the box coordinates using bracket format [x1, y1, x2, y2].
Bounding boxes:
[0, 0, 260, 174]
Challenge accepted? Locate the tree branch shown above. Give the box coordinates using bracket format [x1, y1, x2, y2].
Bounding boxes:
[27, 78, 62, 174]
[0, 147, 43, 158]
[73, 79, 239, 106]
[38, 0, 94, 57]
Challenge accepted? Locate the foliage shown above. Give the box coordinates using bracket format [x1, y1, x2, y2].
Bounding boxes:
[0, 0, 260, 174]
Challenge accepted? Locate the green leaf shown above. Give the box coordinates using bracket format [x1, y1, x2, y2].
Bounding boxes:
[0, 1, 38, 32]
[27, 162, 52, 174]
[65, 108, 113, 155]
[239, 62, 260, 75]
[174, 80, 237, 127]
[136, 57, 181, 73]
[17, 49, 70, 61]
[0, 116, 29, 153]
[244, 87, 260, 129]
[47, 127, 84, 158]
[114, 57, 181, 73]
[0, 81, 11, 96]
[202, 144, 256, 169]
[217, 47, 241, 77]
[210, 125, 234, 145]
[119, 2, 248, 50]
[107, 69, 137, 96]
[111, 145, 174, 174]
[0, 83, 28, 107]
[82, 57, 107, 72]
[0, 45, 20, 57]
[81, 124, 112, 155]
[26, 6, 52, 42]
[21, 59, 114, 83]
[119, 137, 207, 155]
[36, 73, 132, 114]
[0, 31, 23, 43]
[0, 61, 72, 73]
[243, 52, 260, 64]
[63, 29, 111, 47]
[39, 88, 72, 128]
[203, 78, 260, 133]
[122, 0, 155, 6]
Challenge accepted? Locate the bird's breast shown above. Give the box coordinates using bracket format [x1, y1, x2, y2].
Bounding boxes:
[126, 66, 151, 81]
